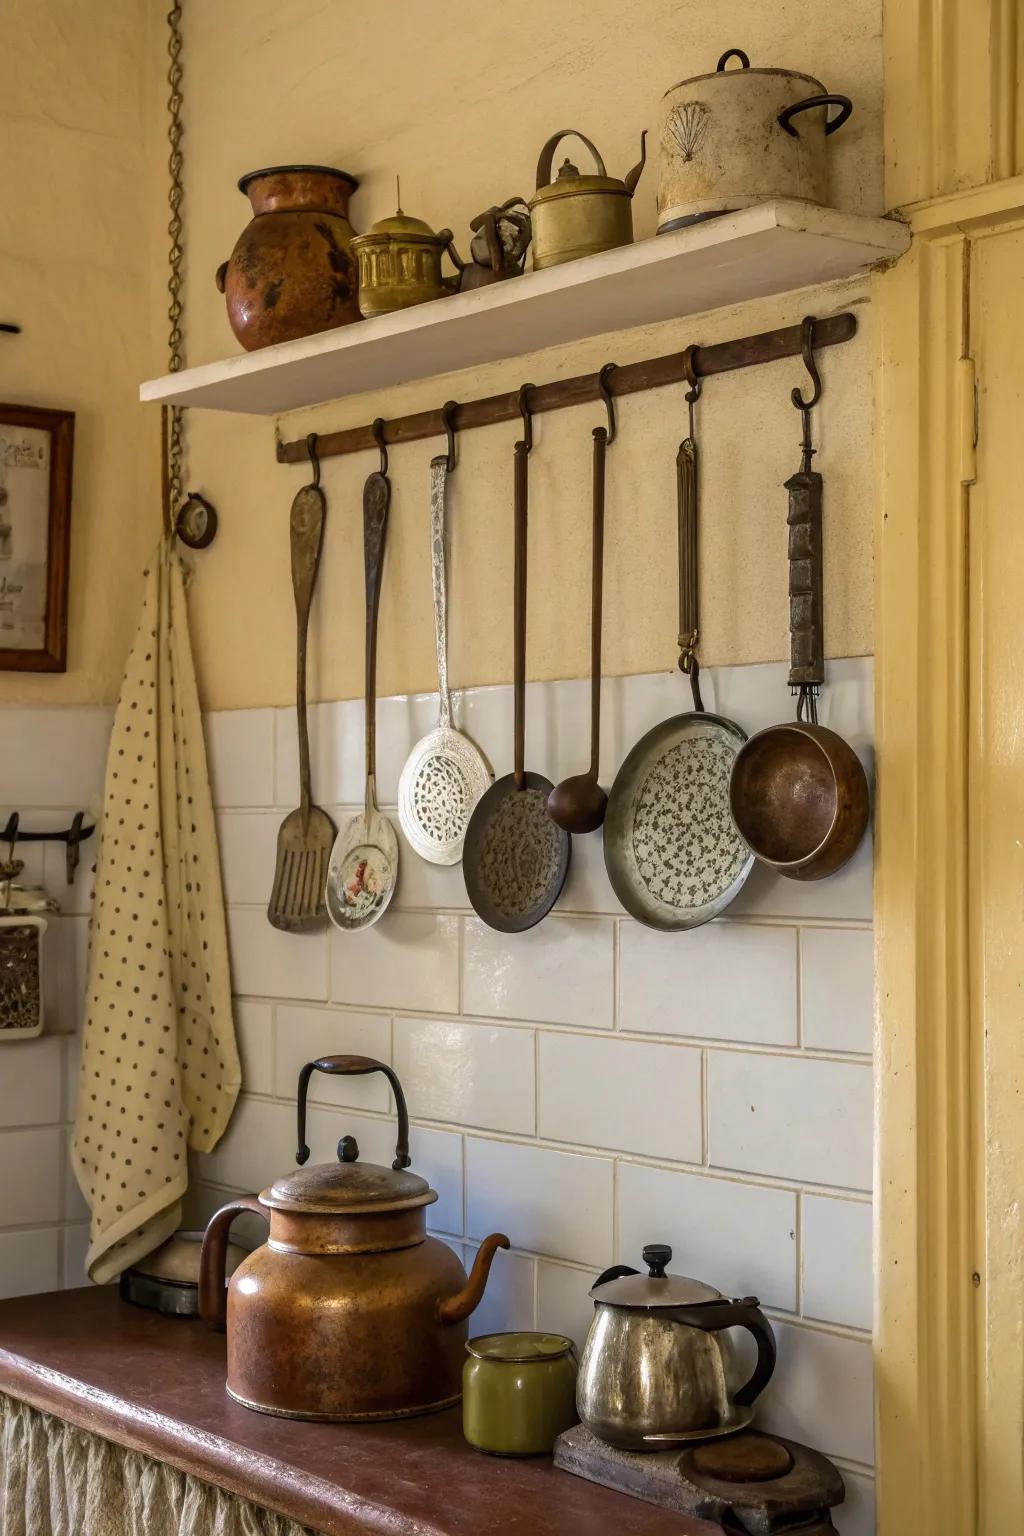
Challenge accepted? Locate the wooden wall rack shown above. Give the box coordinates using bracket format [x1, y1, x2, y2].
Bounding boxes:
[276, 312, 856, 466]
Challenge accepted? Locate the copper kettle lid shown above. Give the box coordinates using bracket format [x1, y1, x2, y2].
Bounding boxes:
[590, 1244, 724, 1307]
[264, 1053, 436, 1215]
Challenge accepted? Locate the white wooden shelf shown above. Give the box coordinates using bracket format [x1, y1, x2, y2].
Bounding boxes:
[140, 201, 909, 417]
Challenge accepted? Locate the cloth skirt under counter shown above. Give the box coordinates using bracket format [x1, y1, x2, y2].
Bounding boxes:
[0, 1394, 318, 1536]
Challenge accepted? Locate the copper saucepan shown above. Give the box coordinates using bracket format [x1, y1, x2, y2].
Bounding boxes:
[729, 318, 869, 881]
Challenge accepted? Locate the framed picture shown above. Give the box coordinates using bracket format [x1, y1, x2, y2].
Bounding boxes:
[0, 404, 74, 672]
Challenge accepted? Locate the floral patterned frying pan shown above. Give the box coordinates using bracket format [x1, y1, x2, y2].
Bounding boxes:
[603, 357, 753, 931]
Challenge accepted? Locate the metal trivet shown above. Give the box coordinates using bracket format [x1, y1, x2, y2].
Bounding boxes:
[554, 1424, 845, 1535]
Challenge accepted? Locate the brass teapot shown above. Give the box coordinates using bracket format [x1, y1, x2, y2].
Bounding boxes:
[529, 129, 647, 269]
[350, 201, 461, 318]
[200, 1055, 509, 1421]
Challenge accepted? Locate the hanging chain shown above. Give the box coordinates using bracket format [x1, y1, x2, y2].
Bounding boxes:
[166, 3, 186, 521]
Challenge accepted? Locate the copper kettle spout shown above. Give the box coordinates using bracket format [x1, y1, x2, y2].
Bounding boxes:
[438, 1232, 510, 1325]
[624, 130, 648, 196]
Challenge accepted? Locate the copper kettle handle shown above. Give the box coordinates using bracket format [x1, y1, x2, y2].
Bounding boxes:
[295, 1054, 412, 1171]
[199, 1194, 266, 1332]
[536, 128, 608, 188]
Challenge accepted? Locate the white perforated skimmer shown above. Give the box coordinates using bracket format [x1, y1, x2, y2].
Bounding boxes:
[398, 455, 491, 865]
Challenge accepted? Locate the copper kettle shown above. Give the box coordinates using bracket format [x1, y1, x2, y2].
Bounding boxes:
[199, 1054, 509, 1421]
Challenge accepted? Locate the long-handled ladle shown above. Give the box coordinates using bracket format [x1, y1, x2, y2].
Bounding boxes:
[548, 364, 617, 833]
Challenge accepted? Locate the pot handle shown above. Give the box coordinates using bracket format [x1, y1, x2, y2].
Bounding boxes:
[441, 231, 465, 294]
[593, 1263, 640, 1287]
[716, 48, 750, 71]
[536, 129, 608, 189]
[295, 1054, 411, 1171]
[675, 1298, 777, 1408]
[778, 93, 854, 137]
[198, 1194, 266, 1332]
[785, 455, 824, 690]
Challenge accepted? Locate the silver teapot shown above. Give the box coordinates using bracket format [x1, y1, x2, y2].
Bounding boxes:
[576, 1243, 776, 1449]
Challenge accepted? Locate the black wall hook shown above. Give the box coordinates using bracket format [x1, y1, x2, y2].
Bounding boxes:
[1, 810, 96, 885]
[441, 400, 458, 471]
[306, 431, 320, 489]
[371, 417, 388, 476]
[791, 316, 822, 469]
[596, 363, 617, 444]
[517, 383, 534, 452]
[681, 343, 702, 441]
[791, 316, 822, 411]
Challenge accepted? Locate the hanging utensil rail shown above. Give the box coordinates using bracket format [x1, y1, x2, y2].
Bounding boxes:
[276, 311, 856, 465]
[0, 811, 95, 884]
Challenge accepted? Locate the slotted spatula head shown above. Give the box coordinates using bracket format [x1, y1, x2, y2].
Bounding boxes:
[268, 804, 337, 932]
[267, 473, 335, 933]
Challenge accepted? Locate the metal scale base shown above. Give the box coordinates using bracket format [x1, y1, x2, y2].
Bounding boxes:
[554, 1424, 845, 1536]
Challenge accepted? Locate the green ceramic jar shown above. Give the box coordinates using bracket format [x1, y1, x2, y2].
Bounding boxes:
[463, 1332, 579, 1456]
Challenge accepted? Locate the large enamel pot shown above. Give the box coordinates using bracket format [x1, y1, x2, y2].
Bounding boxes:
[657, 49, 853, 231]
[200, 1055, 509, 1421]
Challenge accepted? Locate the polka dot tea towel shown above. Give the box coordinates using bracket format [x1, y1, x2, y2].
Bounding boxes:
[72, 539, 240, 1284]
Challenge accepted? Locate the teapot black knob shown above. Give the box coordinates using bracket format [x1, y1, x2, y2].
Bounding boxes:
[643, 1244, 672, 1277]
[337, 1135, 359, 1163]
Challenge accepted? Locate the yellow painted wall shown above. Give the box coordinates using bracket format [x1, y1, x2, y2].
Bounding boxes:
[172, 0, 883, 712]
[0, 0, 161, 706]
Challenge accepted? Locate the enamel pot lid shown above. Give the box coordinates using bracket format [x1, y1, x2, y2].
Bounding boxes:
[261, 1054, 437, 1216]
[590, 1244, 725, 1308]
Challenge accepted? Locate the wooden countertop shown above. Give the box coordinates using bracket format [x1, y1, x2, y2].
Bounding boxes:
[0, 1288, 714, 1536]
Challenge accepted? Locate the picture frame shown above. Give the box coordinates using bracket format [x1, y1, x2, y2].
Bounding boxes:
[0, 403, 75, 672]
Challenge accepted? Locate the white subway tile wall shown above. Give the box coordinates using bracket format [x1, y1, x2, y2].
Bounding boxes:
[198, 660, 876, 1533]
[0, 708, 110, 1300]
[7, 670, 873, 1530]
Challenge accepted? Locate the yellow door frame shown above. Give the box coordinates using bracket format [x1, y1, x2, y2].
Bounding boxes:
[875, 3, 1024, 1532]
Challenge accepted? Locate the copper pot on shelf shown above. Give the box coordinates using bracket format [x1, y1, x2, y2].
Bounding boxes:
[199, 1054, 509, 1422]
[216, 164, 362, 351]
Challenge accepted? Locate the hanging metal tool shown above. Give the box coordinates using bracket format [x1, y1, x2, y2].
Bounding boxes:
[268, 435, 336, 932]
[548, 362, 618, 833]
[603, 345, 753, 929]
[729, 317, 870, 880]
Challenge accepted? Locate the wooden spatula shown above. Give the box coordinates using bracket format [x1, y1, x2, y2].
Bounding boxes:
[268, 447, 336, 932]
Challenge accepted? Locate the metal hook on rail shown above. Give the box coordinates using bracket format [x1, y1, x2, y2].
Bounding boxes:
[371, 417, 388, 477]
[681, 344, 702, 441]
[791, 315, 822, 469]
[596, 363, 617, 445]
[306, 432, 320, 489]
[517, 383, 534, 452]
[440, 400, 458, 472]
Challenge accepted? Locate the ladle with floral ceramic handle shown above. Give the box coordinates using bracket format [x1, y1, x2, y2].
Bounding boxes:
[325, 420, 400, 929]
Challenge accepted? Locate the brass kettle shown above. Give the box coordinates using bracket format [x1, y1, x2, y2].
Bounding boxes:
[529, 129, 647, 269]
[350, 203, 461, 318]
[199, 1054, 509, 1421]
